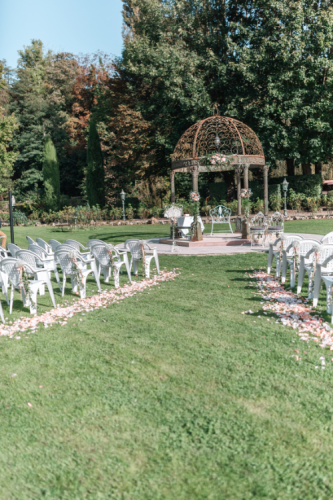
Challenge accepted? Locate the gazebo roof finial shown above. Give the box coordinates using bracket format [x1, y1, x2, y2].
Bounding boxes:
[212, 102, 220, 116]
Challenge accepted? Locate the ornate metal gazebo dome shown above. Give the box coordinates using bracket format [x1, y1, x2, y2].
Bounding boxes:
[171, 114, 265, 166]
[169, 110, 269, 216]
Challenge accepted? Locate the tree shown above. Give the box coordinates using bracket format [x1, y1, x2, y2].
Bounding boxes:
[42, 136, 60, 210]
[86, 120, 105, 206]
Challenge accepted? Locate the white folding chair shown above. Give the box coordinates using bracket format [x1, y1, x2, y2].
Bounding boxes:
[267, 235, 304, 277]
[16, 250, 56, 308]
[29, 244, 62, 292]
[0, 258, 48, 315]
[124, 239, 160, 278]
[90, 244, 130, 288]
[282, 239, 318, 287]
[55, 249, 100, 299]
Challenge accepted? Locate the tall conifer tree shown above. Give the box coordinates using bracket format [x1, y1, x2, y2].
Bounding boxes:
[42, 136, 60, 210]
[86, 120, 105, 207]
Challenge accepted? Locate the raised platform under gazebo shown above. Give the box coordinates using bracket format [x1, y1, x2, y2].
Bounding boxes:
[170, 108, 269, 217]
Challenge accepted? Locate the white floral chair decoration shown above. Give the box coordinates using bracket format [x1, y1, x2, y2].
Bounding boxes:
[209, 205, 233, 235]
[248, 212, 268, 247]
[281, 238, 318, 287]
[124, 239, 160, 278]
[267, 235, 304, 277]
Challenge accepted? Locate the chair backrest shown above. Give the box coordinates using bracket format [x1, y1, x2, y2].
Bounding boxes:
[268, 211, 284, 228]
[7, 243, 21, 257]
[36, 238, 52, 254]
[26, 236, 35, 245]
[249, 212, 267, 228]
[90, 244, 112, 267]
[315, 244, 333, 272]
[0, 258, 24, 288]
[48, 239, 61, 252]
[284, 235, 304, 255]
[28, 244, 48, 260]
[320, 231, 333, 245]
[209, 205, 231, 222]
[65, 239, 87, 251]
[54, 249, 80, 275]
[124, 239, 142, 259]
[295, 239, 320, 260]
[16, 250, 41, 271]
[87, 239, 106, 249]
[58, 243, 81, 254]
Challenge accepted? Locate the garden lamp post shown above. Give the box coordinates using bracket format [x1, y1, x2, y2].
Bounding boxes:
[120, 189, 126, 221]
[281, 178, 289, 217]
[8, 190, 15, 244]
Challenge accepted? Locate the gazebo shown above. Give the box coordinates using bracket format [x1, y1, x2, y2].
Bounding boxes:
[170, 109, 269, 216]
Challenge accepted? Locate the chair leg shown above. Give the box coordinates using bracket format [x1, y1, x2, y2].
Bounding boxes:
[79, 278, 87, 299]
[133, 260, 139, 276]
[54, 267, 62, 293]
[123, 254, 132, 282]
[46, 276, 56, 308]
[9, 285, 14, 315]
[0, 301, 5, 324]
[145, 258, 151, 278]
[281, 252, 287, 283]
[154, 251, 160, 275]
[313, 267, 322, 308]
[229, 221, 233, 234]
[267, 245, 273, 274]
[62, 275, 67, 297]
[297, 261, 305, 295]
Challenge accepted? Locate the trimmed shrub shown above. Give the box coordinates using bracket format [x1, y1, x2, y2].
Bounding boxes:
[269, 174, 322, 197]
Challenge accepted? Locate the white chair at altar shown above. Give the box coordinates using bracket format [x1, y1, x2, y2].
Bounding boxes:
[176, 216, 205, 238]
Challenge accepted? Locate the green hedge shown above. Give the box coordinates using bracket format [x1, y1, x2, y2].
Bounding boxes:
[269, 174, 322, 197]
[208, 182, 228, 203]
[269, 184, 281, 198]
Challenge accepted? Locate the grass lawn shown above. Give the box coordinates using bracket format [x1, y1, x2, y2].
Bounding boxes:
[0, 221, 333, 498]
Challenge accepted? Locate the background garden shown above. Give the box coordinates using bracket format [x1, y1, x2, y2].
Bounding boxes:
[2, 0, 333, 222]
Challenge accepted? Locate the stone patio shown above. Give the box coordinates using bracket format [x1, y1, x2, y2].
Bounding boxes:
[135, 233, 322, 256]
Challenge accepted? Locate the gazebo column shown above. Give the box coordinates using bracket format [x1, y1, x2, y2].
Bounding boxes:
[170, 170, 175, 203]
[263, 165, 269, 215]
[236, 167, 242, 217]
[243, 164, 249, 189]
[192, 168, 199, 192]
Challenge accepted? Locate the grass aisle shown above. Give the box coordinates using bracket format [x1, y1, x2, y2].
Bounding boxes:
[0, 223, 332, 498]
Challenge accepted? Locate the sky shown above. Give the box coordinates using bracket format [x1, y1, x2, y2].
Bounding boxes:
[0, 0, 124, 68]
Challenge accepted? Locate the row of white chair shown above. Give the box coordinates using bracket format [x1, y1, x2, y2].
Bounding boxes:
[0, 236, 160, 322]
[267, 231, 333, 320]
